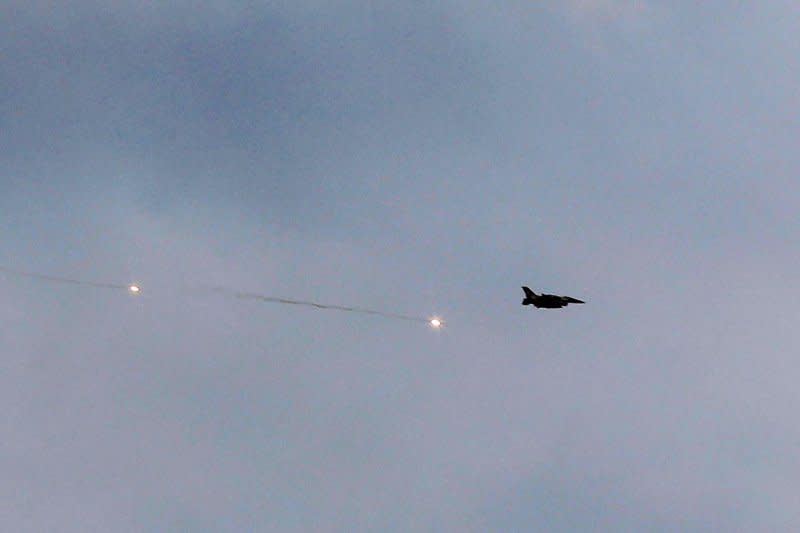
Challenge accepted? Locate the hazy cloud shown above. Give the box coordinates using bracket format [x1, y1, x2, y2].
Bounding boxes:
[3, 1, 800, 531]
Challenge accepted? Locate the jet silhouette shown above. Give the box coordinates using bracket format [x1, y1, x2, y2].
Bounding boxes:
[521, 286, 585, 309]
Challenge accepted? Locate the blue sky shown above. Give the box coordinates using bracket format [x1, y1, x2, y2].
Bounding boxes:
[2, 2, 800, 531]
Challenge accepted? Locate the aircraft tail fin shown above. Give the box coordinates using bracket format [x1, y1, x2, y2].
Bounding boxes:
[521, 286, 537, 306]
[521, 286, 537, 298]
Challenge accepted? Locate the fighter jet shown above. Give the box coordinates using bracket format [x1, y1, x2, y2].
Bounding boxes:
[521, 286, 585, 309]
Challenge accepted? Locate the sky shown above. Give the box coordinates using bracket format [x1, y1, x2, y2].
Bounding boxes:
[2, 1, 800, 531]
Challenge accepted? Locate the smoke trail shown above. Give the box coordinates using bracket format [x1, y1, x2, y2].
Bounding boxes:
[215, 288, 430, 323]
[0, 265, 439, 325]
[0, 265, 128, 290]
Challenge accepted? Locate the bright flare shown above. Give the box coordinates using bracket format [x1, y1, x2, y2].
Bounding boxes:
[429, 318, 442, 328]
[128, 284, 140, 294]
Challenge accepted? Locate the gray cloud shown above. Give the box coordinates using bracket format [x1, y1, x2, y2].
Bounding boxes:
[3, 2, 800, 531]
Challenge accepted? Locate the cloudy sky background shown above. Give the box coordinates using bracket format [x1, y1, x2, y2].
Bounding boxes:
[2, 1, 800, 531]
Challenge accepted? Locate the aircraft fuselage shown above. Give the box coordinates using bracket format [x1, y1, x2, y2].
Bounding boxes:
[521, 287, 584, 309]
